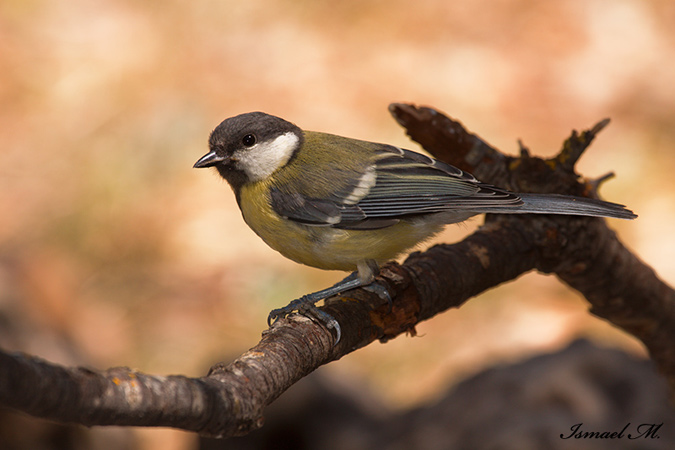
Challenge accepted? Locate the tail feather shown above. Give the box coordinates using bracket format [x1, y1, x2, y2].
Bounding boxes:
[514, 193, 637, 220]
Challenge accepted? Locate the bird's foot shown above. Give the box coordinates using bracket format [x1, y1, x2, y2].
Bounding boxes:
[267, 295, 342, 343]
[267, 272, 365, 344]
[266, 272, 394, 344]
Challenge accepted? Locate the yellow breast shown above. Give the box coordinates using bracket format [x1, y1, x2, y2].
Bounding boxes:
[238, 180, 444, 272]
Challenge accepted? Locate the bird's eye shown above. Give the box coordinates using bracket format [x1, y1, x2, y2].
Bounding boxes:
[242, 134, 256, 147]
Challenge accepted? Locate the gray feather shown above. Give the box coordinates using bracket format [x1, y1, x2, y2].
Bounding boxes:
[484, 193, 637, 219]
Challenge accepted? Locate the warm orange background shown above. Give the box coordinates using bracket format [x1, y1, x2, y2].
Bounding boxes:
[2, 1, 674, 448]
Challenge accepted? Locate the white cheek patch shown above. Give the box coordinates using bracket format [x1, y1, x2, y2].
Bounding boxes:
[234, 132, 299, 182]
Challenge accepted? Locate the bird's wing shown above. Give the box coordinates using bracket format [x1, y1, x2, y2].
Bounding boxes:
[270, 144, 522, 230]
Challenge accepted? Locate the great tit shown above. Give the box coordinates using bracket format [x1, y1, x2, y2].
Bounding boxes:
[194, 112, 636, 342]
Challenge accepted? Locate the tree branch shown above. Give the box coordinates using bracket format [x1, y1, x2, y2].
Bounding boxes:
[388, 103, 675, 395]
[2, 104, 672, 438]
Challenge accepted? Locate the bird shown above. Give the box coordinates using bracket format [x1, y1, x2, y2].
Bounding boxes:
[194, 112, 636, 342]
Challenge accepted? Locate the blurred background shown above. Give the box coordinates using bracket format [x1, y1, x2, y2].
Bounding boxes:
[1, 0, 674, 448]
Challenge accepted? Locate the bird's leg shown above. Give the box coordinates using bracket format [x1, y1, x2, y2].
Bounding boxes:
[267, 272, 363, 343]
[267, 260, 392, 344]
[359, 259, 393, 310]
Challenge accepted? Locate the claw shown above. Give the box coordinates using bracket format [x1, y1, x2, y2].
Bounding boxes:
[362, 281, 393, 311]
[267, 298, 304, 326]
[302, 305, 342, 344]
[267, 298, 342, 344]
